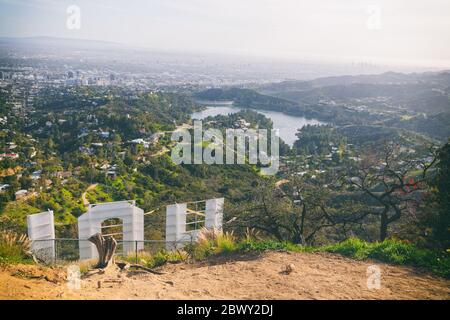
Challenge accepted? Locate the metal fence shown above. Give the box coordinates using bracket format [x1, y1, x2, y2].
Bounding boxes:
[31, 238, 195, 265]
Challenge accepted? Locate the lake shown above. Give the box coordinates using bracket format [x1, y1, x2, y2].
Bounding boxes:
[191, 106, 325, 146]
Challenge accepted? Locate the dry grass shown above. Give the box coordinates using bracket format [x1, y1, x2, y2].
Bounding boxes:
[191, 228, 237, 259]
[0, 231, 32, 264]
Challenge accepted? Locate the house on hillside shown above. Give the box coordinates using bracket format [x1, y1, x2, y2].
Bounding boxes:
[0, 153, 19, 161]
[99, 130, 110, 139]
[15, 189, 28, 200]
[31, 170, 42, 180]
[129, 138, 150, 149]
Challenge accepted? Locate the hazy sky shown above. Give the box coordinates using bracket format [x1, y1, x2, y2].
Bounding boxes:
[1, 0, 449, 67]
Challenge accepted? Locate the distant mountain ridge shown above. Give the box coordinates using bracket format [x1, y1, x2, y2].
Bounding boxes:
[0, 36, 125, 51]
[258, 70, 450, 94]
[196, 70, 450, 140]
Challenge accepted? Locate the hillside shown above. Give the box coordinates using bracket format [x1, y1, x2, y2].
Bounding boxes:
[0, 89, 265, 236]
[258, 71, 450, 93]
[252, 71, 450, 140]
[195, 88, 297, 110]
[1, 251, 449, 300]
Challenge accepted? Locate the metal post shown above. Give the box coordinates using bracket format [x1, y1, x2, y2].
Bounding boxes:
[135, 241, 138, 264]
[54, 239, 57, 264]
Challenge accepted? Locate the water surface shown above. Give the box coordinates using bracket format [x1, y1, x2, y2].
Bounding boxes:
[192, 106, 325, 146]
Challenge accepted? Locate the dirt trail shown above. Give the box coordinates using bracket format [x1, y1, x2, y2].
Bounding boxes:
[81, 183, 98, 207]
[150, 146, 169, 158]
[275, 179, 289, 187]
[1, 251, 449, 300]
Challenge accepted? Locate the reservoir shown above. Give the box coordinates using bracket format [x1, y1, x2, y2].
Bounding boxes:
[192, 106, 325, 146]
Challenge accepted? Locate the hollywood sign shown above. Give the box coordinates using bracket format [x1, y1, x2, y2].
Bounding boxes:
[27, 198, 224, 261]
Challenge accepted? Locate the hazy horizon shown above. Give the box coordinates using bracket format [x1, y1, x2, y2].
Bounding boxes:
[1, 0, 450, 69]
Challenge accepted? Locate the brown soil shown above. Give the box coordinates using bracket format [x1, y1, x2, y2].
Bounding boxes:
[1, 251, 449, 300]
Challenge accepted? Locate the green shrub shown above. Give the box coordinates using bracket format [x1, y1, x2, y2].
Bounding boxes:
[0, 231, 33, 265]
[318, 238, 450, 278]
[319, 238, 370, 259]
[151, 251, 169, 267]
[369, 239, 415, 264]
[166, 250, 189, 263]
[216, 233, 237, 254]
[190, 228, 238, 259]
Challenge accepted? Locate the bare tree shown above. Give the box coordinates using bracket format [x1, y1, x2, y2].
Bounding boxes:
[228, 179, 289, 242]
[228, 144, 437, 244]
[344, 143, 437, 241]
[277, 176, 336, 244]
[229, 176, 348, 245]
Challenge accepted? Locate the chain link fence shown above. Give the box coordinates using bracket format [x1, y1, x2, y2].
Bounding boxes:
[31, 238, 195, 265]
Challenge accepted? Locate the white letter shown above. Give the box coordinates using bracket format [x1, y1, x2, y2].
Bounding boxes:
[260, 129, 279, 175]
[171, 129, 191, 164]
[225, 129, 236, 165]
[193, 120, 203, 164]
[366, 5, 381, 30]
[66, 265, 81, 290]
[203, 128, 224, 164]
[367, 265, 381, 290]
[66, 5, 81, 30]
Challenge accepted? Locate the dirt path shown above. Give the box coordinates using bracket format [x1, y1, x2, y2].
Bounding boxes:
[81, 183, 98, 207]
[1, 252, 449, 300]
[275, 179, 289, 187]
[150, 146, 169, 158]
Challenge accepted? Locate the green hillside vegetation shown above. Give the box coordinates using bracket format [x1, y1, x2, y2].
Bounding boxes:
[0, 89, 266, 237]
[1, 73, 448, 277]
